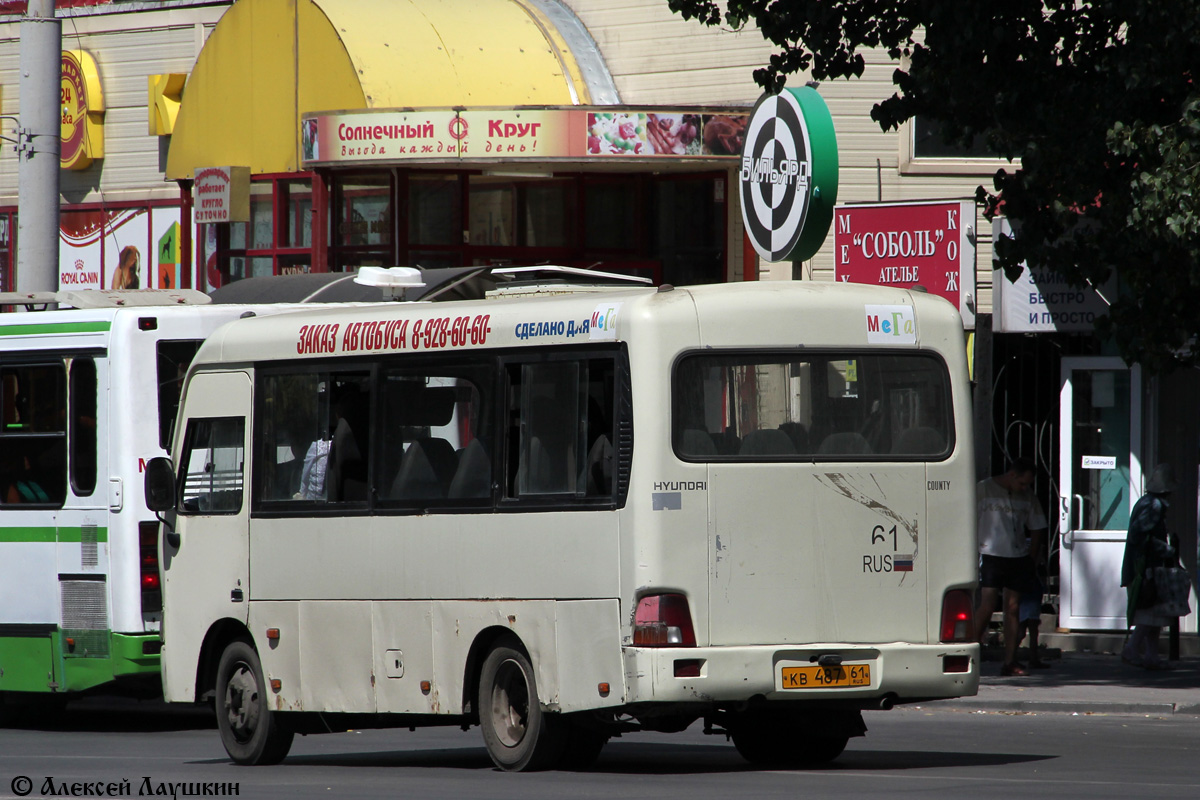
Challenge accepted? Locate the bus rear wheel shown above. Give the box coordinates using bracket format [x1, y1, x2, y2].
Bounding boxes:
[478, 638, 564, 771]
[215, 639, 294, 765]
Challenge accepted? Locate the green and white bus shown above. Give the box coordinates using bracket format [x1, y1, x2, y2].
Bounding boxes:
[0, 290, 293, 704]
[146, 280, 979, 770]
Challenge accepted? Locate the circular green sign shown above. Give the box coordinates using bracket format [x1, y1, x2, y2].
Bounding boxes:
[739, 87, 839, 263]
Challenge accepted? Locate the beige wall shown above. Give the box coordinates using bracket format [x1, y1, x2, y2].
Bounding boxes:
[0, 6, 226, 206]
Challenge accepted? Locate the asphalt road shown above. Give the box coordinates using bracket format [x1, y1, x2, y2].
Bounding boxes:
[2, 700, 1199, 800]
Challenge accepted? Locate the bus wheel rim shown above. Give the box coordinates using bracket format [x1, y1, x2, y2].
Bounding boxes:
[489, 659, 530, 748]
[224, 662, 261, 743]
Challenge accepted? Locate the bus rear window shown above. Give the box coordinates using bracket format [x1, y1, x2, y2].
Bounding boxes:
[673, 352, 953, 461]
[157, 340, 203, 450]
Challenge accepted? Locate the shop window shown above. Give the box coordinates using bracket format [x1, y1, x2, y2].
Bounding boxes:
[469, 179, 515, 246]
[584, 180, 637, 251]
[336, 175, 392, 247]
[285, 180, 313, 248]
[409, 251, 464, 270]
[652, 175, 724, 285]
[328, 173, 394, 273]
[206, 175, 317, 285]
[249, 182, 273, 249]
[409, 173, 461, 246]
[523, 181, 573, 248]
[467, 176, 575, 249]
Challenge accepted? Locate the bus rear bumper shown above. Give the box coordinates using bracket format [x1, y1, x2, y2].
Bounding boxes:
[624, 642, 980, 707]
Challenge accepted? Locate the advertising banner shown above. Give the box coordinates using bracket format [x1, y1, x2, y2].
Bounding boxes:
[834, 200, 976, 329]
[738, 87, 839, 264]
[302, 107, 749, 166]
[193, 166, 250, 224]
[59, 207, 189, 291]
[991, 219, 1111, 332]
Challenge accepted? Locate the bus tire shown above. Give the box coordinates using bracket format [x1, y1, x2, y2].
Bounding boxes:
[478, 638, 564, 771]
[215, 639, 294, 766]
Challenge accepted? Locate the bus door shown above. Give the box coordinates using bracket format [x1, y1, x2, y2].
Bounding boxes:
[161, 371, 252, 699]
[56, 354, 110, 684]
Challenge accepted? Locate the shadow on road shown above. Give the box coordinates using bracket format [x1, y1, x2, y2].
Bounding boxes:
[267, 739, 1053, 775]
[0, 696, 214, 733]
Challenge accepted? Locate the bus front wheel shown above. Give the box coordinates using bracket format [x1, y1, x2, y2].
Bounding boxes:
[215, 639, 294, 766]
[478, 638, 564, 771]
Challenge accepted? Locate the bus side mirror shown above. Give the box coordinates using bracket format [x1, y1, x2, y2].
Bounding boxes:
[145, 456, 177, 512]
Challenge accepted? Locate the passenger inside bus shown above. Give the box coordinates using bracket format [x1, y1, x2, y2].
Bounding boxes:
[3, 452, 50, 504]
[327, 383, 370, 502]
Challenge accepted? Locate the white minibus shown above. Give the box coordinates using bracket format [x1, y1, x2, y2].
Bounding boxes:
[145, 280, 979, 770]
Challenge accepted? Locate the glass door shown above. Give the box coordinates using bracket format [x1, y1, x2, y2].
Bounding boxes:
[1057, 357, 1142, 630]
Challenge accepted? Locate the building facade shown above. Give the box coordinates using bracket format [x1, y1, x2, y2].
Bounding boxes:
[0, 0, 1194, 635]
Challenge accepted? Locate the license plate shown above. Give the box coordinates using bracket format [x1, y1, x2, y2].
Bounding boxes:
[780, 664, 871, 689]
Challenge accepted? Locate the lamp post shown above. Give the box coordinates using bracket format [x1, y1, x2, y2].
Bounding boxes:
[16, 0, 61, 294]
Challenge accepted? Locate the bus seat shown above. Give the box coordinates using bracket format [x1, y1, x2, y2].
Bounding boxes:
[710, 430, 742, 455]
[327, 417, 365, 501]
[778, 422, 810, 454]
[583, 435, 614, 495]
[389, 441, 443, 501]
[521, 397, 575, 494]
[817, 431, 873, 455]
[681, 428, 717, 456]
[416, 437, 459, 491]
[448, 439, 491, 499]
[891, 426, 945, 455]
[739, 429, 796, 456]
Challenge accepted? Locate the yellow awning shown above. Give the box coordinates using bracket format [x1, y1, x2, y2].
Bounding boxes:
[167, 0, 597, 179]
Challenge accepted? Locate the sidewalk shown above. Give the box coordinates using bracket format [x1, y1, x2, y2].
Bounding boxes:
[925, 650, 1200, 716]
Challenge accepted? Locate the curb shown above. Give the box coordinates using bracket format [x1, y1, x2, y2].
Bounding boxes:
[920, 699, 1196, 716]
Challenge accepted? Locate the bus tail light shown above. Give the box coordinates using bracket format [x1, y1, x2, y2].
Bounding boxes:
[633, 594, 696, 647]
[940, 589, 974, 643]
[139, 521, 163, 614]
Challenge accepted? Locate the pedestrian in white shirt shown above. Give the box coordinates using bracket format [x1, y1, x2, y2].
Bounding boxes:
[973, 457, 1047, 676]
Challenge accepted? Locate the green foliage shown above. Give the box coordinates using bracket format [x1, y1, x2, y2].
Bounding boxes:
[669, 0, 1200, 370]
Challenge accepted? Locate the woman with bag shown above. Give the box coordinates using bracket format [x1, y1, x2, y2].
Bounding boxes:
[1120, 464, 1189, 670]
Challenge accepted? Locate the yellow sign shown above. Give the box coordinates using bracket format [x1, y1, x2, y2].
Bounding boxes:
[148, 73, 186, 136]
[61, 49, 105, 170]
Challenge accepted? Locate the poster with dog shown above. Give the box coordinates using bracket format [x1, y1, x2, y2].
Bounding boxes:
[103, 207, 147, 290]
[57, 207, 192, 292]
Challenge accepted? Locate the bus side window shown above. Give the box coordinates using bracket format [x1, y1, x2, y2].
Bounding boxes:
[507, 356, 616, 500]
[0, 363, 67, 507]
[257, 373, 329, 503]
[69, 357, 98, 497]
[380, 368, 490, 506]
[179, 417, 245, 515]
